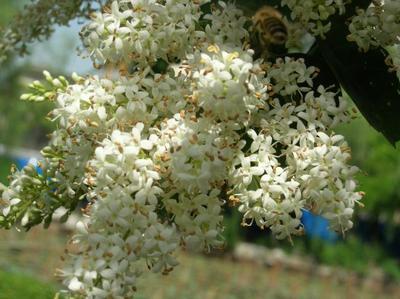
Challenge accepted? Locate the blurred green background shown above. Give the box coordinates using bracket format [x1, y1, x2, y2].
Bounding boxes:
[0, 1, 399, 298]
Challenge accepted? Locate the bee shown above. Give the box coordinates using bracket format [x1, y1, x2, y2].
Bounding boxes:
[250, 6, 289, 61]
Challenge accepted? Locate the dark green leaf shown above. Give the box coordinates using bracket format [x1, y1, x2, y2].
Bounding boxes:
[310, 0, 400, 144]
[152, 58, 169, 74]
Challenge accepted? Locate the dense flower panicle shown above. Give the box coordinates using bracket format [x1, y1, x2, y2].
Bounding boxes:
[164, 189, 224, 251]
[228, 57, 357, 241]
[0, 1, 365, 297]
[348, 0, 400, 52]
[203, 1, 249, 47]
[267, 57, 317, 96]
[190, 46, 269, 123]
[81, 0, 210, 66]
[60, 127, 180, 298]
[151, 115, 230, 253]
[281, 0, 350, 37]
[157, 116, 228, 193]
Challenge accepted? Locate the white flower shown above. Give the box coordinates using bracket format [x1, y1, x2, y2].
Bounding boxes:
[0, 188, 21, 217]
[203, 1, 249, 46]
[281, 0, 349, 37]
[191, 46, 267, 122]
[348, 0, 400, 52]
[68, 277, 84, 292]
[267, 57, 317, 97]
[80, 0, 208, 66]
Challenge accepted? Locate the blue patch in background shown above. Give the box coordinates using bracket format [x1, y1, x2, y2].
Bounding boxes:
[14, 156, 42, 175]
[301, 210, 338, 242]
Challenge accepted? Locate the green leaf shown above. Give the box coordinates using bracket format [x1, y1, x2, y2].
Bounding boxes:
[318, 42, 400, 144]
[152, 58, 169, 74]
[310, 0, 400, 144]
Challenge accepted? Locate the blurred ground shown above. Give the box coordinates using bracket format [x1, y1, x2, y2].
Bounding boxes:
[0, 224, 399, 299]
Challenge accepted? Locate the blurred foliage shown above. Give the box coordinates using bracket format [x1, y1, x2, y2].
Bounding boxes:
[223, 209, 244, 250]
[2, 253, 395, 299]
[1, 222, 398, 299]
[0, 270, 56, 299]
[135, 251, 398, 299]
[0, 156, 13, 184]
[222, 219, 400, 281]
[0, 0, 24, 26]
[0, 0, 55, 148]
[0, 0, 109, 63]
[337, 116, 400, 217]
[299, 236, 400, 280]
[0, 63, 54, 148]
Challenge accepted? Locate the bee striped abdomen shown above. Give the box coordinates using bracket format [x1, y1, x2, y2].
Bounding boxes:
[262, 17, 288, 44]
[251, 6, 288, 60]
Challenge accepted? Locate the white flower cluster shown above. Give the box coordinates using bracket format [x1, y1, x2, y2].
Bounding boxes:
[203, 1, 249, 47]
[281, 0, 349, 37]
[230, 57, 360, 240]
[61, 126, 180, 298]
[190, 46, 267, 122]
[81, 0, 208, 66]
[0, 175, 23, 218]
[0, 1, 364, 297]
[348, 0, 400, 52]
